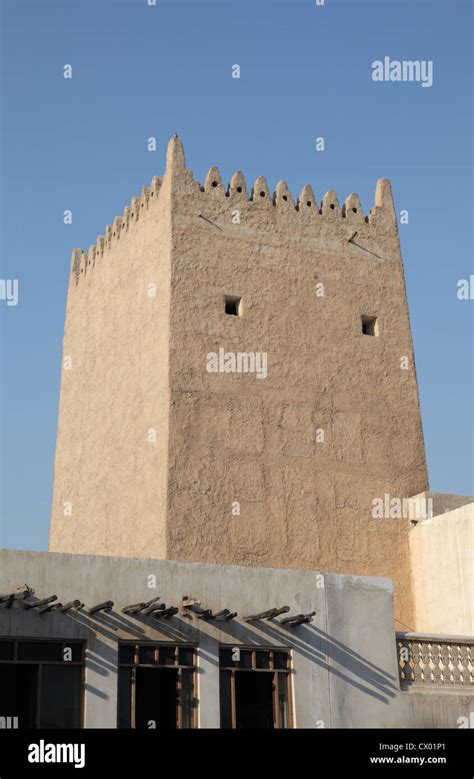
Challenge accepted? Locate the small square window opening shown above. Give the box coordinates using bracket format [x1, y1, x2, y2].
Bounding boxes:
[225, 296, 241, 316]
[361, 315, 379, 337]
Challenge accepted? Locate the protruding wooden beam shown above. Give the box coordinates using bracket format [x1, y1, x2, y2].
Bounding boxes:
[89, 600, 114, 614]
[122, 597, 161, 615]
[39, 603, 63, 615]
[184, 602, 211, 617]
[244, 606, 290, 622]
[181, 597, 204, 616]
[142, 603, 166, 616]
[196, 609, 213, 620]
[24, 595, 58, 610]
[280, 611, 316, 627]
[210, 609, 231, 622]
[60, 600, 84, 612]
[0, 585, 35, 607]
[211, 609, 238, 622]
[154, 607, 178, 620]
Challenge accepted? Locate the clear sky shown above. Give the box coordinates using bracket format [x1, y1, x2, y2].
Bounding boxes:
[1, 0, 472, 550]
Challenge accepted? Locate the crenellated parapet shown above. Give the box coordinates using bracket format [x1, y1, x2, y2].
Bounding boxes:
[71, 172, 164, 282]
[70, 134, 398, 284]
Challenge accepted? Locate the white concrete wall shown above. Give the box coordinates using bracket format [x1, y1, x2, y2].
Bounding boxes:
[0, 550, 472, 729]
[409, 502, 474, 635]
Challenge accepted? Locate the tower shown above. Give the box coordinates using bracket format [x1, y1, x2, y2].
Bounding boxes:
[49, 135, 428, 627]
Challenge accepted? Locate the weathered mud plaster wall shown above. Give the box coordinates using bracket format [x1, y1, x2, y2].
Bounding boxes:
[49, 166, 173, 558]
[50, 136, 428, 629]
[1, 551, 471, 729]
[165, 137, 428, 629]
[409, 501, 474, 635]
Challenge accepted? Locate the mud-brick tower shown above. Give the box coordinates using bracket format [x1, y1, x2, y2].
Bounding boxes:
[49, 135, 428, 628]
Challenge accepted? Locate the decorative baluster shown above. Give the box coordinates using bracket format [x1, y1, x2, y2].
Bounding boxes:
[452, 644, 462, 685]
[413, 641, 423, 684]
[440, 643, 450, 685]
[421, 642, 431, 683]
[431, 642, 443, 685]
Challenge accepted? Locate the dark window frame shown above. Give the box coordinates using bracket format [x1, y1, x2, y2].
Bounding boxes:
[118, 642, 198, 729]
[219, 645, 293, 729]
[0, 638, 85, 728]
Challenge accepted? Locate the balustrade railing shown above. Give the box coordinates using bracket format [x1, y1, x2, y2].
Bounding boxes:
[396, 634, 474, 688]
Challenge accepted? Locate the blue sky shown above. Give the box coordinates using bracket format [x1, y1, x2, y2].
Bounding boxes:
[1, 0, 472, 550]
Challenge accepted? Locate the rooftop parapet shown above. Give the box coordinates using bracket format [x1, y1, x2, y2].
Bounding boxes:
[71, 134, 398, 283]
